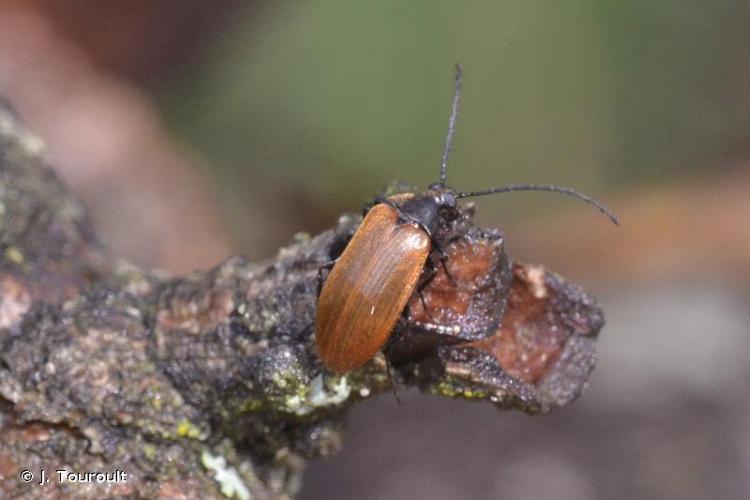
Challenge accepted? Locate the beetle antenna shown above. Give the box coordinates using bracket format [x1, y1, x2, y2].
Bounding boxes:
[457, 183, 620, 225]
[439, 63, 463, 187]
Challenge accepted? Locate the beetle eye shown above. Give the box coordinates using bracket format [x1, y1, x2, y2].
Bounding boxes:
[443, 192, 456, 208]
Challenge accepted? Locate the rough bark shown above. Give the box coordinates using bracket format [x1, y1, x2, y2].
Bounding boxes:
[0, 102, 604, 499]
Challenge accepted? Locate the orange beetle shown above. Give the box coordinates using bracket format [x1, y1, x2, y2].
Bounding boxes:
[315, 65, 618, 373]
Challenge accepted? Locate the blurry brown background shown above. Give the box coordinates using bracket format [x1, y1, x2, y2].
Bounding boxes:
[1, 1, 748, 498]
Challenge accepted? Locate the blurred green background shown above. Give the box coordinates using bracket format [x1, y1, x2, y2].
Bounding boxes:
[161, 1, 750, 257]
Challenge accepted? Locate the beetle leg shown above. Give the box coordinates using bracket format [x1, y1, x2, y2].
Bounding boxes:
[440, 257, 455, 285]
[417, 258, 438, 291]
[418, 291, 430, 314]
[316, 259, 338, 298]
[414, 265, 439, 322]
[401, 302, 411, 323]
[384, 354, 401, 406]
[431, 242, 456, 285]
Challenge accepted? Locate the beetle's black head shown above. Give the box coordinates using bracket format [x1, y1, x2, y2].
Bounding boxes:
[396, 184, 460, 237]
[427, 182, 457, 210]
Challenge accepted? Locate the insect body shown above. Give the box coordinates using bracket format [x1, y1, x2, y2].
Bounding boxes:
[315, 188, 461, 373]
[314, 203, 428, 373]
[314, 65, 618, 374]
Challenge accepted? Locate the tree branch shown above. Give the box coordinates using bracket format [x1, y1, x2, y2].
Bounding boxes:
[0, 102, 604, 498]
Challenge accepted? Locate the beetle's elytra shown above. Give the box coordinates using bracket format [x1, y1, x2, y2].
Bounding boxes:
[314, 64, 618, 374]
[315, 203, 430, 373]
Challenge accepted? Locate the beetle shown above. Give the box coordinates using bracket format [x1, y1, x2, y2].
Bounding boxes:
[315, 64, 618, 374]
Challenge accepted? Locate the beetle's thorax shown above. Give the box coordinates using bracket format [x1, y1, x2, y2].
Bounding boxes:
[389, 184, 458, 236]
